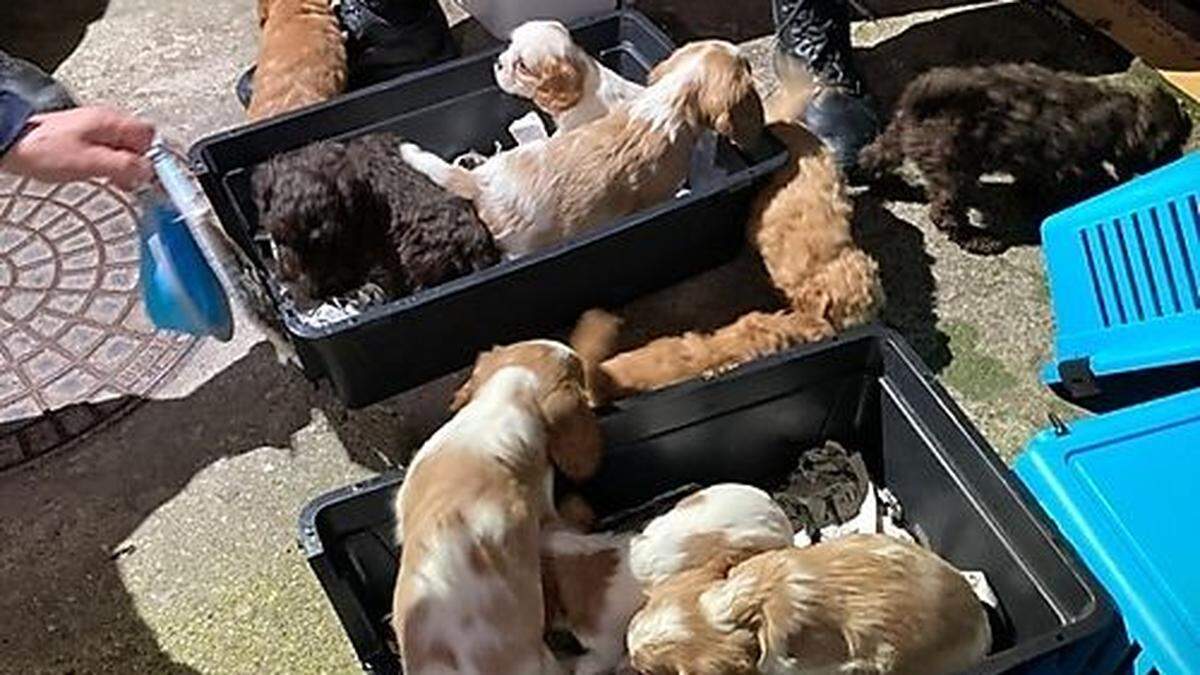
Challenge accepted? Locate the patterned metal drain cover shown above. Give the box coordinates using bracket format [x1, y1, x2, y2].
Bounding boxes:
[0, 174, 197, 471]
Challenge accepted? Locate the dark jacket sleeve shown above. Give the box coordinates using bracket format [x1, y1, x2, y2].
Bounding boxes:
[0, 90, 34, 158]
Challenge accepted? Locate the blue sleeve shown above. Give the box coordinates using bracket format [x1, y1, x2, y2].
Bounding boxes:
[0, 90, 34, 158]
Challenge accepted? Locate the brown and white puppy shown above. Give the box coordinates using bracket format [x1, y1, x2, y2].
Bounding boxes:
[540, 484, 794, 675]
[391, 340, 602, 675]
[248, 0, 346, 121]
[629, 534, 991, 675]
[400, 40, 765, 257]
[494, 20, 645, 134]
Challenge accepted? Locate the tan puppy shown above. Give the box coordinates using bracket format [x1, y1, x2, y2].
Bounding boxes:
[391, 340, 602, 675]
[400, 40, 765, 257]
[248, 0, 346, 121]
[540, 484, 794, 675]
[495, 20, 645, 134]
[629, 534, 991, 675]
[574, 87, 883, 399]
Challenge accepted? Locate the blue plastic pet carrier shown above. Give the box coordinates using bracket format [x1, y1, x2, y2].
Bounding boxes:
[1023, 152, 1200, 674]
[1017, 387, 1200, 675]
[1040, 153, 1200, 406]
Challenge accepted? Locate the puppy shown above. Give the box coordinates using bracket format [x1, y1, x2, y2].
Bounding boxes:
[400, 40, 765, 257]
[248, 0, 347, 121]
[495, 20, 645, 134]
[391, 339, 602, 675]
[629, 534, 991, 675]
[541, 484, 793, 675]
[860, 63, 1193, 254]
[252, 132, 500, 304]
[574, 89, 883, 400]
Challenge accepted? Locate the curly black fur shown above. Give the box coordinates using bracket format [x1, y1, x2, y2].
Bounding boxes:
[252, 132, 500, 303]
[861, 63, 1192, 254]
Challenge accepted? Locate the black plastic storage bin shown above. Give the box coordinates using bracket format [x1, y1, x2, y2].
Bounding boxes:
[298, 327, 1123, 674]
[188, 10, 787, 407]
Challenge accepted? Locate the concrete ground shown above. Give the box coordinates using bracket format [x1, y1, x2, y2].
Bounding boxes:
[0, 0, 1197, 673]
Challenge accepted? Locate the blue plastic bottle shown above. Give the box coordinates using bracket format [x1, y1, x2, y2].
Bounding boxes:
[136, 142, 233, 341]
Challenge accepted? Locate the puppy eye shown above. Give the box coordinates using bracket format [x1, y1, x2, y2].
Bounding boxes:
[515, 58, 529, 73]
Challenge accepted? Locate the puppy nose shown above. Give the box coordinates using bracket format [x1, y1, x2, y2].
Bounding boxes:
[494, 59, 502, 71]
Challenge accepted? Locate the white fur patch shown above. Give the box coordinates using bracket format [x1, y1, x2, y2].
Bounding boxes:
[628, 602, 691, 652]
[464, 500, 510, 544]
[630, 484, 793, 584]
[524, 339, 578, 361]
[628, 50, 706, 137]
[424, 366, 546, 466]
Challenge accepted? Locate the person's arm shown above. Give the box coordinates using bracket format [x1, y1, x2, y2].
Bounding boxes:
[0, 92, 155, 191]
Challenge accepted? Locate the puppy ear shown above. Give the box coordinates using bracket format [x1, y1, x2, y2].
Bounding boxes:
[707, 59, 765, 149]
[541, 384, 603, 482]
[532, 55, 586, 114]
[450, 371, 477, 411]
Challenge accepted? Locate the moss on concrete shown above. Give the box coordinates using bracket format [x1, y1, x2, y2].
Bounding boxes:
[150, 554, 360, 674]
[942, 321, 1020, 402]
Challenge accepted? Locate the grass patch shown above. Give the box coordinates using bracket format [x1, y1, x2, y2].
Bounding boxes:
[942, 321, 1019, 401]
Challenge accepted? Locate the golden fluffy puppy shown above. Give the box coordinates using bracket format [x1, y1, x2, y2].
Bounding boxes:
[247, 0, 346, 121]
[574, 86, 883, 399]
[629, 534, 991, 675]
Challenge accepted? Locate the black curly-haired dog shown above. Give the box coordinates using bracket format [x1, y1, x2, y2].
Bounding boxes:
[252, 132, 500, 304]
[861, 63, 1192, 254]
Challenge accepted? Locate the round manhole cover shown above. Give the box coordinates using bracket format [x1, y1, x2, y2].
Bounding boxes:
[0, 174, 197, 471]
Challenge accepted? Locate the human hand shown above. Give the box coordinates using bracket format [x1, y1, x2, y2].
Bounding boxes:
[0, 106, 155, 191]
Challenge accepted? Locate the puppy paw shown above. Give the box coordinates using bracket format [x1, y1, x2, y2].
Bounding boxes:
[398, 142, 424, 167]
[557, 493, 597, 532]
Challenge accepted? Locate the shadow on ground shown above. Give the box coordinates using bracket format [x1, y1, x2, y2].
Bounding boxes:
[0, 344, 322, 673]
[857, 1, 1131, 113]
[853, 194, 953, 369]
[0, 0, 111, 71]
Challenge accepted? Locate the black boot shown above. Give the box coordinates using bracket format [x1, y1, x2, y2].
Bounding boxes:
[772, 0, 878, 172]
[0, 50, 75, 113]
[338, 0, 458, 89]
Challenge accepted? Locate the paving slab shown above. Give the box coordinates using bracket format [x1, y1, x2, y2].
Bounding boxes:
[0, 0, 1197, 673]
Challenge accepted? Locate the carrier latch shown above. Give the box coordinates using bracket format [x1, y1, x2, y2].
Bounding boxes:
[1059, 358, 1100, 399]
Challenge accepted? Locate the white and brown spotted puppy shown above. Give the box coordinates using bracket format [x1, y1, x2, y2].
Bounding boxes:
[630, 534, 992, 675]
[540, 484, 793, 675]
[391, 340, 602, 675]
[400, 40, 765, 257]
[494, 20, 645, 134]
